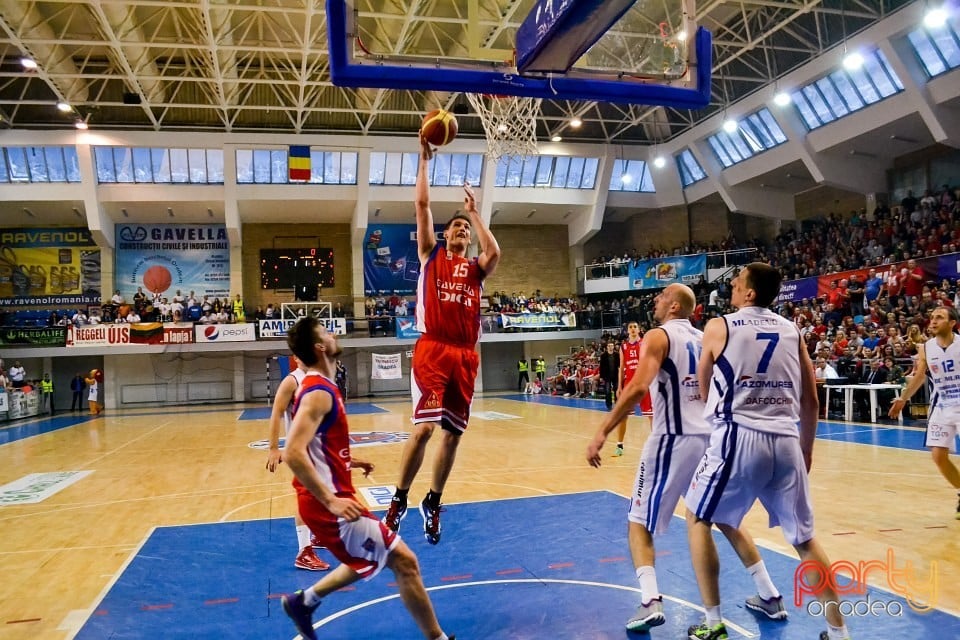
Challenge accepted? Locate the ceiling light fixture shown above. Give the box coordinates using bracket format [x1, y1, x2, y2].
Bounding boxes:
[569, 117, 582, 128]
[773, 91, 791, 107]
[207, 208, 214, 217]
[551, 134, 562, 142]
[72, 207, 82, 217]
[621, 173, 633, 184]
[653, 156, 667, 169]
[167, 207, 174, 217]
[74, 120, 88, 130]
[676, 30, 688, 42]
[842, 50, 864, 71]
[56, 101, 71, 112]
[722, 118, 738, 133]
[924, 7, 948, 29]
[20, 57, 37, 70]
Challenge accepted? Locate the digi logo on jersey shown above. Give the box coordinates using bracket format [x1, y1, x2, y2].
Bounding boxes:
[437, 279, 476, 307]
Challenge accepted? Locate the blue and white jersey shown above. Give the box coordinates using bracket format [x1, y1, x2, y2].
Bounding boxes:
[652, 319, 710, 436]
[282, 368, 308, 433]
[925, 337, 960, 410]
[705, 306, 802, 436]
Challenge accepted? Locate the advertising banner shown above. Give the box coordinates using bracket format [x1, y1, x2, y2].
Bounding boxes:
[0, 327, 67, 346]
[258, 317, 346, 338]
[371, 353, 402, 380]
[0, 391, 7, 412]
[0, 228, 101, 309]
[775, 276, 820, 304]
[160, 325, 194, 345]
[628, 254, 706, 291]
[363, 224, 443, 295]
[115, 224, 230, 303]
[194, 323, 257, 343]
[395, 317, 421, 339]
[499, 312, 577, 329]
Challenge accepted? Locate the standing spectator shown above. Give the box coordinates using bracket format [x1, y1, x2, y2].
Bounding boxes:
[598, 341, 620, 410]
[534, 356, 546, 383]
[39, 373, 54, 414]
[847, 274, 865, 317]
[685, 263, 848, 640]
[903, 259, 925, 299]
[517, 358, 529, 392]
[233, 294, 246, 322]
[70, 372, 85, 411]
[864, 268, 884, 306]
[335, 360, 348, 399]
[8, 361, 25, 388]
[381, 136, 501, 546]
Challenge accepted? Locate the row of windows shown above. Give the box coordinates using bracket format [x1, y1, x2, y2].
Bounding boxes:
[95, 147, 225, 184]
[708, 108, 788, 168]
[908, 16, 960, 78]
[791, 49, 904, 131]
[495, 155, 599, 189]
[369, 152, 483, 186]
[0, 147, 81, 183]
[676, 149, 707, 187]
[237, 149, 358, 184]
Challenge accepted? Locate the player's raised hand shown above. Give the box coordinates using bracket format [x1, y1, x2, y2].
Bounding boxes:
[463, 182, 477, 212]
[419, 134, 434, 161]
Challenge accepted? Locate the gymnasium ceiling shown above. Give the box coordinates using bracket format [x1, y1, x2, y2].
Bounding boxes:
[0, 0, 916, 145]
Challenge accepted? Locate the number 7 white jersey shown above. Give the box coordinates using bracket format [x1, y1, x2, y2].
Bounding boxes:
[705, 306, 802, 436]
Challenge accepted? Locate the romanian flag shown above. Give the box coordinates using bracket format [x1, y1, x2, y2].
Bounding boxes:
[289, 145, 311, 181]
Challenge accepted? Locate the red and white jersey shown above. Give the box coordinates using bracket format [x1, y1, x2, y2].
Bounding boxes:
[282, 368, 308, 434]
[416, 243, 485, 346]
[621, 339, 642, 385]
[291, 372, 355, 498]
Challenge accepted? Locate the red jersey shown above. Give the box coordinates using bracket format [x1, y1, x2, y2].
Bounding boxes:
[291, 372, 355, 503]
[621, 339, 642, 385]
[416, 243, 484, 346]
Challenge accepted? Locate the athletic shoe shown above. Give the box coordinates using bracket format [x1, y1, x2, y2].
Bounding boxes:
[382, 496, 408, 533]
[625, 597, 665, 632]
[419, 497, 442, 545]
[688, 621, 728, 640]
[294, 546, 330, 571]
[281, 590, 319, 640]
[745, 594, 788, 620]
[614, 444, 624, 457]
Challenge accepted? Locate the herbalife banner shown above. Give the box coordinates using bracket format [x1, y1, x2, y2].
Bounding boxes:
[628, 254, 706, 291]
[371, 353, 402, 380]
[115, 224, 230, 302]
[0, 228, 101, 310]
[0, 327, 67, 346]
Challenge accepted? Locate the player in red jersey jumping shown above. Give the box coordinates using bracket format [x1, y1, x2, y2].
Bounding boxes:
[382, 135, 502, 545]
[279, 317, 455, 640]
[614, 321, 653, 456]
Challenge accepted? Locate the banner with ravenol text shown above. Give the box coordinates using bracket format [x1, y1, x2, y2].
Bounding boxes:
[363, 224, 443, 295]
[500, 312, 577, 329]
[115, 224, 230, 303]
[0, 327, 67, 346]
[629, 254, 706, 291]
[0, 227, 101, 310]
[371, 353, 402, 380]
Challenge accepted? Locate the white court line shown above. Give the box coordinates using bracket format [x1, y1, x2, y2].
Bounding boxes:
[295, 579, 756, 639]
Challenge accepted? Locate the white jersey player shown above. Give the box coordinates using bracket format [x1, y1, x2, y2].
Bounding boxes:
[267, 358, 329, 571]
[685, 263, 849, 640]
[587, 284, 784, 634]
[890, 306, 960, 518]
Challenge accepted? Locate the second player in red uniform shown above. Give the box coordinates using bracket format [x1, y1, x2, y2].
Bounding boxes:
[614, 321, 653, 455]
[382, 135, 502, 545]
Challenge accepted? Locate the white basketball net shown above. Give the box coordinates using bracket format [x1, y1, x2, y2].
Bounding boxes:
[465, 93, 542, 161]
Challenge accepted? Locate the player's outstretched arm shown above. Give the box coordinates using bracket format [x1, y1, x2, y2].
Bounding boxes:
[697, 317, 726, 399]
[797, 342, 819, 471]
[889, 343, 927, 418]
[415, 135, 437, 262]
[463, 182, 501, 276]
[266, 373, 298, 472]
[587, 329, 667, 467]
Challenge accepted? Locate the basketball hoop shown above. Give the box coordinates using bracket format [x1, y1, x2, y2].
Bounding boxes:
[465, 93, 542, 161]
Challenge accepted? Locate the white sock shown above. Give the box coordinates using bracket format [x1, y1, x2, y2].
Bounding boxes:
[827, 622, 850, 640]
[746, 560, 780, 599]
[616, 441, 623, 447]
[636, 566, 660, 603]
[302, 587, 321, 607]
[296, 524, 311, 550]
[705, 605, 722, 626]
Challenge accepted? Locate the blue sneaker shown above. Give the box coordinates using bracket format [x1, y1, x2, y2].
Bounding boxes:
[419, 497, 442, 545]
[281, 590, 319, 640]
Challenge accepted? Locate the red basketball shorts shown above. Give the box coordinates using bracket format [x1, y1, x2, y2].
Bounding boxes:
[411, 336, 479, 434]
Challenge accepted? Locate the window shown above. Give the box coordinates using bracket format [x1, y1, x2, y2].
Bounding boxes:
[609, 159, 655, 192]
[368, 151, 483, 186]
[676, 149, 707, 187]
[0, 146, 82, 183]
[790, 49, 905, 130]
[707, 108, 787, 168]
[908, 16, 960, 78]
[93, 147, 224, 183]
[493, 155, 599, 189]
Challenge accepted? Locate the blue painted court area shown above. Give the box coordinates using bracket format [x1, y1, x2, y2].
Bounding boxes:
[0, 413, 98, 446]
[75, 491, 955, 639]
[239, 402, 390, 421]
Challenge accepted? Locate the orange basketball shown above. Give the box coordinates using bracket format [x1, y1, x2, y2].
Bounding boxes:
[143, 264, 172, 294]
[420, 109, 458, 146]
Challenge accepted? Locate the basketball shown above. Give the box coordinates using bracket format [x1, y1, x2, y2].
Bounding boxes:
[143, 264, 172, 294]
[420, 109, 458, 146]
